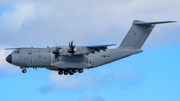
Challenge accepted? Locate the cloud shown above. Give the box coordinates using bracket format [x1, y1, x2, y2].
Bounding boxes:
[0, 3, 35, 32]
[0, 0, 179, 47]
[48, 67, 143, 91]
[0, 3, 55, 33]
[37, 85, 56, 94]
[0, 47, 19, 73]
[48, 71, 94, 90]
[78, 96, 105, 101]
[0, 47, 9, 67]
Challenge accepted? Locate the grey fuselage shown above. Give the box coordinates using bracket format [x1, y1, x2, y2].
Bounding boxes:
[9, 47, 142, 71]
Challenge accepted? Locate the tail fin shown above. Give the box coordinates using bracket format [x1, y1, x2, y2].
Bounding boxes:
[119, 20, 175, 49]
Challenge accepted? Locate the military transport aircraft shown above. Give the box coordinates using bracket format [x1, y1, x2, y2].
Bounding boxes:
[5, 20, 175, 75]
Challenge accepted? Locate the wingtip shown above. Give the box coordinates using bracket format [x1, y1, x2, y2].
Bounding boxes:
[164, 21, 177, 23]
[107, 44, 117, 46]
[4, 48, 13, 50]
[170, 21, 177, 23]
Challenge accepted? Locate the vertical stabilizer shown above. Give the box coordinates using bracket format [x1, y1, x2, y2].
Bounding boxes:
[119, 20, 175, 49]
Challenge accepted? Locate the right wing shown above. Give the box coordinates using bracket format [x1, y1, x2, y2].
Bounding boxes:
[86, 44, 116, 53]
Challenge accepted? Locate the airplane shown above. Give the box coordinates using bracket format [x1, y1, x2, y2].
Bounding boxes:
[5, 20, 175, 75]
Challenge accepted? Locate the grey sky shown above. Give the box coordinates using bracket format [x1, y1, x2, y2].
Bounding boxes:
[0, 0, 179, 47]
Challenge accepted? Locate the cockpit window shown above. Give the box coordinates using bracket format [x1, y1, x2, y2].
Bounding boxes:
[13, 50, 20, 54]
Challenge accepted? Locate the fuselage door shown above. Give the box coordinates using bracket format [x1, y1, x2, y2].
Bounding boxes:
[28, 57, 34, 66]
[88, 57, 93, 65]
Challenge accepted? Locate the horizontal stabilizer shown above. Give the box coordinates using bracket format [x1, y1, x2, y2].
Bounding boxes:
[135, 21, 176, 26]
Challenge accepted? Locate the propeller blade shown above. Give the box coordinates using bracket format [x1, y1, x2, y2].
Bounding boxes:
[67, 41, 76, 60]
[71, 41, 73, 47]
[53, 46, 61, 61]
[72, 45, 75, 52]
[68, 41, 76, 58]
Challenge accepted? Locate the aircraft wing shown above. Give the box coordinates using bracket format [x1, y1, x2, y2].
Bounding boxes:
[86, 44, 116, 53]
[61, 44, 116, 55]
[4, 47, 41, 50]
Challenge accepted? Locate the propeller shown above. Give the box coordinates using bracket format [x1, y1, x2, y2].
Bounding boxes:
[53, 46, 61, 61]
[68, 41, 76, 55]
[68, 41, 76, 60]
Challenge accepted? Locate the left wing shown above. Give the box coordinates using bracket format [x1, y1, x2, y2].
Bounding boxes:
[4, 47, 42, 50]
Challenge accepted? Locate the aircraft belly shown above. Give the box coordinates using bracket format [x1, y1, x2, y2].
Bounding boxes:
[89, 48, 142, 67]
[52, 61, 91, 69]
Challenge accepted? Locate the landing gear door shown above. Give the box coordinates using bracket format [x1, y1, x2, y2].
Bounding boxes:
[88, 57, 93, 65]
[28, 57, 34, 66]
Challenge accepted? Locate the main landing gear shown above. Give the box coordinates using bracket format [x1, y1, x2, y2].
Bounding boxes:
[58, 69, 83, 75]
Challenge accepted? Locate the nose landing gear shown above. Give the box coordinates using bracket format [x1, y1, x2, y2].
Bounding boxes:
[20, 67, 27, 73]
[22, 69, 27, 73]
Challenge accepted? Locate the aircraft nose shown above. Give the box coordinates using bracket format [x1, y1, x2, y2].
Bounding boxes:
[6, 54, 12, 63]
